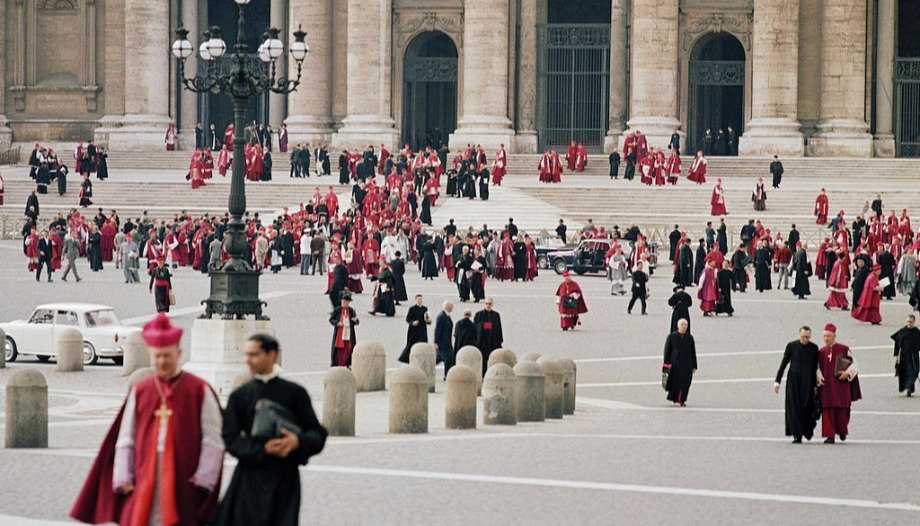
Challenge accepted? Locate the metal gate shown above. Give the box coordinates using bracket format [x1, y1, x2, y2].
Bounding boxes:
[895, 59, 920, 157]
[687, 60, 745, 153]
[537, 24, 610, 153]
[402, 56, 458, 150]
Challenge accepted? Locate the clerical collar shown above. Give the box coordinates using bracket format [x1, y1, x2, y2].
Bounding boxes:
[253, 367, 279, 384]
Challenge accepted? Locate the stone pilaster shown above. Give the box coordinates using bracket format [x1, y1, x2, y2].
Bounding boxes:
[514, 0, 538, 153]
[807, 0, 873, 157]
[604, 0, 628, 153]
[331, 0, 398, 151]
[331, 0, 348, 129]
[107, 0, 172, 150]
[0, 0, 12, 149]
[739, 0, 805, 157]
[268, 0, 287, 129]
[873, 0, 895, 157]
[178, 0, 199, 150]
[449, 0, 515, 151]
[286, 0, 335, 145]
[624, 0, 680, 150]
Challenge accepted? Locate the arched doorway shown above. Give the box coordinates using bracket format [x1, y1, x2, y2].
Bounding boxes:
[200, 0, 271, 138]
[402, 32, 458, 151]
[688, 33, 745, 154]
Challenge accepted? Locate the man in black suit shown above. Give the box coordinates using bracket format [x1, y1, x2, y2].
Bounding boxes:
[36, 229, 54, 282]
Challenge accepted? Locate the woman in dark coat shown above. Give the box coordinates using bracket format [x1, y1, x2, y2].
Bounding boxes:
[774, 330, 819, 443]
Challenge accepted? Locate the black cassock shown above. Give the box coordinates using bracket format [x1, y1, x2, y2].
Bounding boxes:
[663, 331, 697, 404]
[470, 256, 487, 301]
[892, 326, 920, 395]
[754, 247, 773, 291]
[215, 377, 327, 526]
[667, 291, 692, 333]
[512, 241, 527, 280]
[370, 269, 396, 316]
[731, 250, 748, 292]
[774, 340, 819, 439]
[716, 268, 734, 315]
[474, 309, 503, 376]
[455, 253, 472, 301]
[673, 244, 693, 287]
[420, 195, 433, 225]
[851, 265, 870, 308]
[398, 305, 429, 363]
[454, 318, 478, 353]
[478, 171, 490, 200]
[693, 244, 706, 284]
[790, 250, 811, 297]
[328, 263, 348, 308]
[878, 251, 897, 299]
[390, 258, 408, 303]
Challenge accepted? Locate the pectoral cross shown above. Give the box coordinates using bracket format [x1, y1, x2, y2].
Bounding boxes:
[155, 400, 173, 421]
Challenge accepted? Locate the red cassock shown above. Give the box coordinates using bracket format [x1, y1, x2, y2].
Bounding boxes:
[653, 155, 666, 186]
[697, 266, 718, 312]
[538, 155, 550, 183]
[687, 157, 707, 184]
[100, 225, 116, 262]
[565, 144, 577, 171]
[574, 147, 588, 172]
[378, 148, 390, 174]
[817, 343, 861, 438]
[363, 238, 380, 276]
[223, 125, 234, 148]
[551, 155, 563, 183]
[51, 234, 62, 270]
[556, 280, 588, 329]
[26, 233, 39, 270]
[814, 195, 829, 224]
[202, 152, 214, 179]
[666, 156, 681, 184]
[217, 149, 231, 176]
[825, 259, 850, 309]
[525, 245, 539, 281]
[710, 185, 727, 216]
[852, 272, 882, 323]
[493, 149, 506, 185]
[640, 156, 654, 185]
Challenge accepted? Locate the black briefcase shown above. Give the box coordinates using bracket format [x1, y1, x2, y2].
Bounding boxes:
[251, 399, 302, 439]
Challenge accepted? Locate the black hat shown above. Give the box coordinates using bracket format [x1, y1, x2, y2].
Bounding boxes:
[672, 285, 684, 293]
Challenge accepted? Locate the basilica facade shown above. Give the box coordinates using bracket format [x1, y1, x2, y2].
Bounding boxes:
[0, 0, 917, 157]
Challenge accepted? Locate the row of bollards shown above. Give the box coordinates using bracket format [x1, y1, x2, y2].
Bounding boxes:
[321, 341, 577, 437]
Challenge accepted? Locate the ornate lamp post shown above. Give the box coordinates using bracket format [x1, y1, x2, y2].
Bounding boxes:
[171, 0, 309, 320]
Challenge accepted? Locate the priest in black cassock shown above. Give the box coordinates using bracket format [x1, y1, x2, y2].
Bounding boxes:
[454, 309, 478, 352]
[398, 295, 431, 363]
[216, 334, 327, 526]
[390, 251, 408, 305]
[328, 256, 349, 309]
[693, 238, 706, 284]
[673, 238, 693, 287]
[474, 299, 504, 376]
[667, 286, 692, 333]
[369, 261, 396, 317]
[892, 314, 920, 396]
[774, 326, 819, 443]
[662, 319, 697, 406]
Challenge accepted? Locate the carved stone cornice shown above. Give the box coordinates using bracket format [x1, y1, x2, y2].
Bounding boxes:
[394, 11, 463, 50]
[679, 10, 753, 52]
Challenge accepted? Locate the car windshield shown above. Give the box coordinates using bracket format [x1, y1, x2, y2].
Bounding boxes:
[84, 309, 121, 327]
[539, 237, 564, 248]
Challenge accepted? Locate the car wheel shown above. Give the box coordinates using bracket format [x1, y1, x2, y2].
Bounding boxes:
[36, 355, 51, 363]
[82, 341, 98, 365]
[5, 337, 17, 362]
[553, 260, 567, 275]
[112, 357, 124, 366]
[537, 256, 548, 269]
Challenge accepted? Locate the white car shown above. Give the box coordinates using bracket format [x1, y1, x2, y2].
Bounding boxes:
[2, 303, 141, 365]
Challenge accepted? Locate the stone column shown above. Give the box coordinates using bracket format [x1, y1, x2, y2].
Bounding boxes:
[449, 0, 515, 151]
[514, 0, 538, 153]
[268, 0, 287, 129]
[873, 0, 896, 157]
[286, 0, 335, 145]
[0, 0, 11, 149]
[178, 0, 199, 150]
[603, 0, 628, 153]
[807, 0, 873, 157]
[738, 0, 805, 157]
[624, 0, 680, 150]
[331, 0, 398, 151]
[107, 0, 172, 150]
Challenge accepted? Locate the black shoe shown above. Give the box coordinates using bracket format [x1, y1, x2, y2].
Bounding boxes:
[62, 277, 68, 282]
[839, 434, 846, 442]
[641, 312, 647, 315]
[792, 436, 802, 444]
[679, 402, 686, 407]
[842, 307, 849, 311]
[77, 278, 82, 282]
[824, 437, 835, 444]
[824, 303, 829, 310]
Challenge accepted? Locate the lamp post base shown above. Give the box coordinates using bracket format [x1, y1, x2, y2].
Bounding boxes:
[202, 269, 268, 320]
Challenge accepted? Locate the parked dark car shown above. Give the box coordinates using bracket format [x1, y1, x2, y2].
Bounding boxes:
[533, 235, 569, 269]
[548, 238, 658, 275]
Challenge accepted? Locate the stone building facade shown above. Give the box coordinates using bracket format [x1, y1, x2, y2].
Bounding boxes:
[0, 0, 918, 157]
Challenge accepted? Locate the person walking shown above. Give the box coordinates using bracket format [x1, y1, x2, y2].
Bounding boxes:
[434, 301, 455, 378]
[148, 256, 173, 312]
[892, 314, 920, 397]
[120, 233, 140, 283]
[215, 334, 327, 526]
[61, 232, 82, 282]
[774, 326, 819, 443]
[817, 324, 860, 444]
[556, 271, 588, 331]
[398, 294, 431, 363]
[329, 293, 358, 367]
[628, 261, 649, 315]
[668, 285, 693, 333]
[36, 230, 54, 282]
[608, 244, 628, 295]
[662, 319, 697, 407]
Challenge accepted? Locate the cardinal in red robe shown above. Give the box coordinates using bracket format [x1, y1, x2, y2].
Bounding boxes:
[852, 265, 883, 324]
[824, 251, 850, 310]
[492, 144, 507, 185]
[556, 272, 588, 330]
[814, 189, 829, 224]
[710, 178, 727, 216]
[565, 140, 577, 171]
[687, 151, 707, 184]
[816, 324, 861, 443]
[70, 313, 223, 525]
[697, 261, 718, 315]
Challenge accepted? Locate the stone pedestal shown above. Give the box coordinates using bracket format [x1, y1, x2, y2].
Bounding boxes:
[331, 0, 398, 152]
[626, 0, 680, 150]
[740, 119, 805, 157]
[122, 332, 149, 377]
[55, 328, 84, 372]
[389, 365, 428, 434]
[449, 0, 515, 152]
[445, 365, 478, 430]
[5, 369, 48, 448]
[808, 120, 873, 158]
[323, 367, 356, 437]
[184, 318, 273, 398]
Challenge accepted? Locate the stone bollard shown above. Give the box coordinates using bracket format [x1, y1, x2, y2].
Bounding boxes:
[5, 369, 48, 448]
[487, 348, 517, 369]
[513, 360, 545, 422]
[122, 332, 149, 377]
[0, 328, 6, 369]
[127, 367, 154, 389]
[352, 340, 386, 392]
[323, 367, 356, 437]
[55, 327, 84, 372]
[537, 356, 565, 419]
[519, 352, 542, 363]
[389, 365, 428, 434]
[482, 363, 516, 426]
[456, 345, 483, 395]
[559, 357, 577, 415]
[409, 343, 437, 393]
[445, 365, 478, 429]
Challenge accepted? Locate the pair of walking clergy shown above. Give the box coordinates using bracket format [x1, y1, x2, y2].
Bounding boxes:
[70, 314, 328, 525]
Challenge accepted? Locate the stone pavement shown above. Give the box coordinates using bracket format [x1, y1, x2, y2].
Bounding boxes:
[1, 175, 920, 524]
